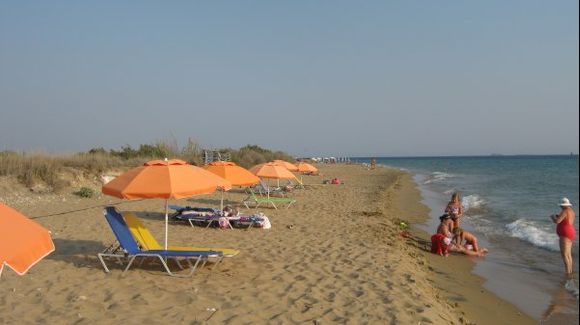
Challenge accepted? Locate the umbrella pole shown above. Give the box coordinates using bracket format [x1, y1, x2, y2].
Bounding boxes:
[221, 188, 224, 210]
[164, 199, 169, 250]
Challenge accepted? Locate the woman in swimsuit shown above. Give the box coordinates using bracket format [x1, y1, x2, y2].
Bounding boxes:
[445, 192, 464, 229]
[551, 197, 576, 275]
[431, 214, 454, 256]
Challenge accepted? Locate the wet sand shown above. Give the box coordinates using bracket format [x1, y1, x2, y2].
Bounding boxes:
[0, 164, 534, 324]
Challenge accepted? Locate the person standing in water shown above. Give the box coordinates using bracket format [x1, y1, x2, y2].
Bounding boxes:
[551, 198, 576, 275]
[445, 192, 464, 229]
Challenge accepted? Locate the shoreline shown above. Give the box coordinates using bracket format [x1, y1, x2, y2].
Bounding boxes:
[383, 170, 535, 324]
[0, 164, 535, 323]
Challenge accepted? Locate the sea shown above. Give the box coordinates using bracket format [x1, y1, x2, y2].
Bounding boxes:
[354, 155, 579, 323]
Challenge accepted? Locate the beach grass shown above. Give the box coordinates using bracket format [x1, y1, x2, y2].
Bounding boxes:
[0, 143, 294, 192]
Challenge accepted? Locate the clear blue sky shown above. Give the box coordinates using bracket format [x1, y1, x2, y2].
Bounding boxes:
[1, 1, 578, 157]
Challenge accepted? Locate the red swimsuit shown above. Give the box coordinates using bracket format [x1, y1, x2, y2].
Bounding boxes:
[557, 218, 576, 241]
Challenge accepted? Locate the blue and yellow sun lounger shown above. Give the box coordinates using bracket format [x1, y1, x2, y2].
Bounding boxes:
[98, 207, 222, 277]
[123, 212, 240, 257]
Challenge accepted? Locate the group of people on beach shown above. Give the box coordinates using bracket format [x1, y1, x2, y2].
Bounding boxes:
[431, 192, 489, 257]
[431, 193, 576, 275]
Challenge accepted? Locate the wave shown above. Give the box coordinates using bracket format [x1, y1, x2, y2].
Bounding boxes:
[467, 215, 505, 236]
[462, 194, 486, 211]
[505, 219, 559, 252]
[423, 171, 454, 184]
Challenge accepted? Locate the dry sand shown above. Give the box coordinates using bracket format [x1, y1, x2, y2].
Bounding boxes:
[1, 164, 535, 324]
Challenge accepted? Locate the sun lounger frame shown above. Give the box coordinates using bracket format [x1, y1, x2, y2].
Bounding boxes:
[98, 207, 222, 277]
[242, 188, 296, 210]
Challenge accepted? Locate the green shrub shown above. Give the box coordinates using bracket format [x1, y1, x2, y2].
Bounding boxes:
[74, 187, 95, 198]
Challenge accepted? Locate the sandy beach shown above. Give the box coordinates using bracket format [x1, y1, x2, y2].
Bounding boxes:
[0, 164, 535, 324]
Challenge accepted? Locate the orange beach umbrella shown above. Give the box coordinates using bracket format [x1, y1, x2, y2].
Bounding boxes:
[250, 162, 298, 197]
[296, 162, 318, 173]
[1, 204, 55, 277]
[270, 160, 298, 172]
[204, 161, 260, 209]
[250, 162, 298, 180]
[102, 159, 231, 249]
[204, 161, 260, 187]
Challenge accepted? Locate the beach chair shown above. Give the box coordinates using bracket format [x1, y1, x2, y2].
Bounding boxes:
[169, 205, 219, 219]
[254, 180, 286, 196]
[169, 205, 225, 228]
[243, 188, 296, 210]
[98, 207, 223, 277]
[169, 206, 270, 229]
[123, 212, 240, 257]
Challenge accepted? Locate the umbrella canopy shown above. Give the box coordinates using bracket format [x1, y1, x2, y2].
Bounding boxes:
[204, 161, 260, 187]
[270, 160, 298, 172]
[296, 162, 318, 173]
[204, 161, 260, 209]
[250, 162, 298, 180]
[103, 159, 231, 199]
[102, 159, 232, 249]
[0, 204, 55, 277]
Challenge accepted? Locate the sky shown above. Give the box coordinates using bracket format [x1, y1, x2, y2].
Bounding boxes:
[0, 1, 578, 157]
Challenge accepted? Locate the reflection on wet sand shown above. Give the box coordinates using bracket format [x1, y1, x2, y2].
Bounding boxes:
[542, 275, 579, 325]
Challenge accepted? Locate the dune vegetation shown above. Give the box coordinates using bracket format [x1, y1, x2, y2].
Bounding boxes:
[0, 139, 294, 192]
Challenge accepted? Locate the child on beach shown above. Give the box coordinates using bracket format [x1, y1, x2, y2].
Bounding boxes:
[445, 192, 464, 229]
[452, 227, 487, 254]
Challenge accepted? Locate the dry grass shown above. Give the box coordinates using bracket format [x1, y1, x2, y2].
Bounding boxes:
[0, 143, 295, 192]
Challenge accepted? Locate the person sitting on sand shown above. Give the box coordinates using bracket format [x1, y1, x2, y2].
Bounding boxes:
[222, 205, 238, 217]
[431, 214, 454, 256]
[436, 213, 453, 238]
[445, 192, 464, 229]
[452, 227, 487, 254]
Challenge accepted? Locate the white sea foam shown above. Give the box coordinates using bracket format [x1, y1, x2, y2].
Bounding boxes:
[462, 194, 486, 211]
[565, 279, 579, 300]
[423, 171, 454, 184]
[443, 189, 456, 195]
[505, 219, 559, 251]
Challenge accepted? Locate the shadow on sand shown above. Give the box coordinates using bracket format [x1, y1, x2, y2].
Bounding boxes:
[47, 238, 108, 270]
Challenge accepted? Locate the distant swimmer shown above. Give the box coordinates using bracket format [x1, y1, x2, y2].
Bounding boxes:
[551, 198, 576, 275]
[445, 192, 464, 229]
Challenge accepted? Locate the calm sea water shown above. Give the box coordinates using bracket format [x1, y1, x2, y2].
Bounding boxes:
[355, 155, 579, 321]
